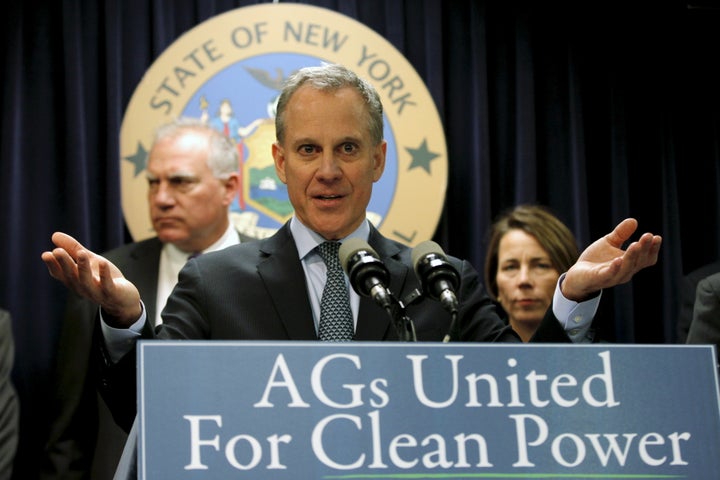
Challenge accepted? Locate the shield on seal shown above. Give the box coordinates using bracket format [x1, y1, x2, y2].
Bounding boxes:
[240, 119, 293, 224]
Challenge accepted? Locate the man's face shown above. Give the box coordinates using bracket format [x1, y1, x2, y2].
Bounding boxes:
[272, 85, 386, 240]
[146, 130, 238, 252]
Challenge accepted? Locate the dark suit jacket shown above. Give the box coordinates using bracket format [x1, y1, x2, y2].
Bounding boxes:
[0, 309, 19, 480]
[100, 222, 571, 431]
[43, 231, 252, 480]
[677, 261, 720, 343]
[687, 271, 720, 363]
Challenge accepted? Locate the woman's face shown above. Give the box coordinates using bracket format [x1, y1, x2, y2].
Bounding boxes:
[495, 229, 561, 329]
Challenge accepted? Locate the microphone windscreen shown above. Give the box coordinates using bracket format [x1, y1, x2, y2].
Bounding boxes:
[411, 240, 446, 273]
[339, 238, 379, 273]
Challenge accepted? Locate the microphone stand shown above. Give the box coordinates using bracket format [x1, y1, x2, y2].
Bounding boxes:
[402, 288, 458, 342]
[443, 311, 459, 343]
[384, 290, 417, 342]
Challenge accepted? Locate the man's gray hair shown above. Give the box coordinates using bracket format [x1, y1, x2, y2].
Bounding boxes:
[275, 63, 384, 145]
[151, 117, 238, 178]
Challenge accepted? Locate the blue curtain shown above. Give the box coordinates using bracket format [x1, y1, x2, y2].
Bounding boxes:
[2, 0, 719, 478]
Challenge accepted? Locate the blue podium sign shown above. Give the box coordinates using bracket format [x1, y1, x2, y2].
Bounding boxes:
[137, 342, 720, 478]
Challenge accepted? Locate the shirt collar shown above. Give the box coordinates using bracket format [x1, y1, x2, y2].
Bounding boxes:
[289, 216, 370, 260]
[165, 221, 240, 260]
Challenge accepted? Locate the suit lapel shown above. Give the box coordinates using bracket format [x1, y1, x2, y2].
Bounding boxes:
[124, 239, 162, 327]
[257, 224, 318, 340]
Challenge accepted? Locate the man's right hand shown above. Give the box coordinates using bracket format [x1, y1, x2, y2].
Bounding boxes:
[41, 232, 142, 327]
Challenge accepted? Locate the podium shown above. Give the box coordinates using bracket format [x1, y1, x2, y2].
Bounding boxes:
[136, 341, 720, 478]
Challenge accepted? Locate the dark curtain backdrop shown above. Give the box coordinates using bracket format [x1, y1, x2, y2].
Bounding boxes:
[2, 0, 718, 478]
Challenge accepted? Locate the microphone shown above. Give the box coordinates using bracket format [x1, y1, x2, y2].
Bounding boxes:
[339, 238, 393, 309]
[411, 241, 460, 314]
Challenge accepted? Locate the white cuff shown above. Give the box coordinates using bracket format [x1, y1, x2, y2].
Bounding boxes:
[552, 273, 601, 342]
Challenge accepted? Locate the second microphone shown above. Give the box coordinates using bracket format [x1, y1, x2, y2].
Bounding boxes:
[339, 238, 394, 309]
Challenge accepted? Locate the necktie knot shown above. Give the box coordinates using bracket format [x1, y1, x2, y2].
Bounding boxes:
[317, 241, 353, 341]
[316, 241, 342, 271]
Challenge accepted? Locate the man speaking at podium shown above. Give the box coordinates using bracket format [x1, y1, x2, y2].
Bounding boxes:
[41, 63, 662, 439]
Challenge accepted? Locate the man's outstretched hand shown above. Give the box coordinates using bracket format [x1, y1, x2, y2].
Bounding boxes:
[41, 232, 141, 327]
[561, 218, 662, 302]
